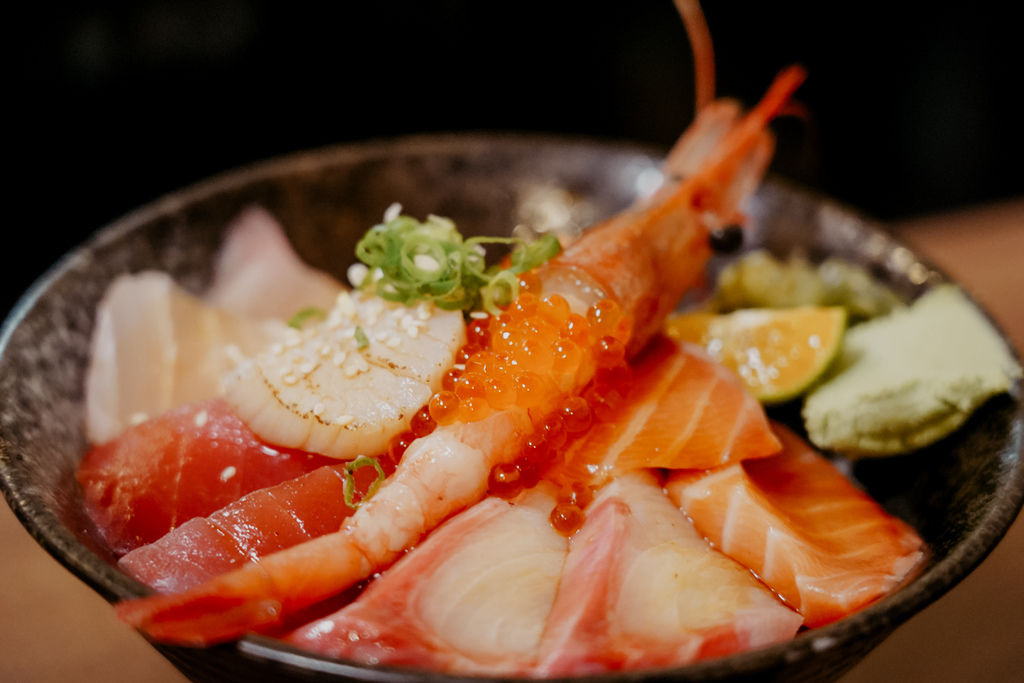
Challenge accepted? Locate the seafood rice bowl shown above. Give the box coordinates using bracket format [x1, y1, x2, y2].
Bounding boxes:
[1, 133, 1022, 683]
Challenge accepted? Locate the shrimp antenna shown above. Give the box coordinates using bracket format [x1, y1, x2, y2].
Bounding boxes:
[674, 0, 715, 113]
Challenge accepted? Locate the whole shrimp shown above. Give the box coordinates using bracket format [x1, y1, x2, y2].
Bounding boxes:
[115, 20, 806, 650]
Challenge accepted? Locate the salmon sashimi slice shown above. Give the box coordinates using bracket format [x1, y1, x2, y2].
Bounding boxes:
[536, 471, 801, 676]
[560, 337, 781, 483]
[286, 484, 567, 675]
[78, 398, 337, 555]
[118, 462, 379, 592]
[665, 423, 924, 628]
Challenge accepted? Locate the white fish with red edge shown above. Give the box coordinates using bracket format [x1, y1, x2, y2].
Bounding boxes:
[286, 484, 567, 675]
[84, 272, 288, 444]
[536, 471, 803, 675]
[205, 205, 344, 320]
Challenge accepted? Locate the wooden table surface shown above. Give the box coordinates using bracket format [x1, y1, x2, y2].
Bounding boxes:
[2, 199, 1023, 682]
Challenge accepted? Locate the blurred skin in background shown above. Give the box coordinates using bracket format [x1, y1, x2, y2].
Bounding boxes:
[8, 1, 1022, 317]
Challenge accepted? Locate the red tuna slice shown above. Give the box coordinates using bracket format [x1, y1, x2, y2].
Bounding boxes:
[119, 462, 387, 593]
[77, 398, 337, 555]
[561, 337, 781, 483]
[536, 471, 801, 676]
[286, 485, 568, 676]
[665, 423, 924, 628]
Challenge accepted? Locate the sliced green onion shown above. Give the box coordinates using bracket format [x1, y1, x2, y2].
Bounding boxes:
[354, 326, 370, 349]
[287, 306, 327, 329]
[354, 212, 561, 314]
[342, 455, 386, 509]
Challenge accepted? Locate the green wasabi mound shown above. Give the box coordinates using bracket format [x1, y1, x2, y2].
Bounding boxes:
[803, 285, 1021, 457]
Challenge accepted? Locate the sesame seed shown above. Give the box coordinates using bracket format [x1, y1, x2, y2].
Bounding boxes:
[282, 373, 298, 385]
[386, 335, 401, 348]
[400, 314, 415, 328]
[328, 310, 346, 329]
[413, 254, 441, 272]
[344, 365, 359, 378]
[375, 331, 389, 342]
[319, 343, 332, 356]
[336, 292, 357, 318]
[313, 402, 325, 416]
[271, 343, 285, 355]
[453, 363, 466, 371]
[347, 263, 369, 288]
[469, 311, 489, 320]
[219, 466, 237, 482]
[193, 410, 209, 428]
[407, 326, 420, 339]
[334, 414, 356, 427]
[384, 202, 402, 222]
[129, 412, 149, 426]
[333, 351, 347, 366]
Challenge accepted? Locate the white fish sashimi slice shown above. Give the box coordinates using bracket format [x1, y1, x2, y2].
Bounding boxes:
[286, 485, 568, 675]
[224, 291, 465, 459]
[536, 471, 802, 676]
[205, 205, 344, 320]
[85, 272, 287, 445]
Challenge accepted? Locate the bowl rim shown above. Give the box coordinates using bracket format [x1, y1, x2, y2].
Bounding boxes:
[2, 132, 1023, 681]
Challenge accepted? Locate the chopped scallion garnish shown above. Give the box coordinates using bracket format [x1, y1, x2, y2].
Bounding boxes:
[342, 455, 386, 509]
[354, 212, 561, 315]
[354, 326, 370, 349]
[287, 306, 327, 329]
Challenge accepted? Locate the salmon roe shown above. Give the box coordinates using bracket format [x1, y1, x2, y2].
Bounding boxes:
[428, 292, 635, 535]
[550, 502, 585, 536]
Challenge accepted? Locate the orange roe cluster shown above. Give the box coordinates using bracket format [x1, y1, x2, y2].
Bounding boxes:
[381, 405, 437, 475]
[424, 277, 634, 537]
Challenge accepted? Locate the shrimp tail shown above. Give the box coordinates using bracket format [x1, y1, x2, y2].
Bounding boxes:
[115, 532, 371, 646]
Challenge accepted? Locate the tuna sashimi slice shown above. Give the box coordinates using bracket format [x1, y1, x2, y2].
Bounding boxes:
[537, 471, 801, 676]
[666, 423, 924, 628]
[78, 398, 336, 555]
[561, 337, 781, 483]
[119, 462, 379, 593]
[205, 205, 344, 321]
[286, 485, 568, 675]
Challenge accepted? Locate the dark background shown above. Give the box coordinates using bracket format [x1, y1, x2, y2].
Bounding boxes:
[8, 1, 1022, 319]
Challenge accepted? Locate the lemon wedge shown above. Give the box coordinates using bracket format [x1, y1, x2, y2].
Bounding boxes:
[665, 307, 847, 404]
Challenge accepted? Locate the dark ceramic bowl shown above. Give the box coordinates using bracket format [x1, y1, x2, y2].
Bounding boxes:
[1, 134, 1022, 683]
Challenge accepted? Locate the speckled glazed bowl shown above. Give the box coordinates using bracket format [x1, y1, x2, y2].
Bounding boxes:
[1, 135, 1022, 683]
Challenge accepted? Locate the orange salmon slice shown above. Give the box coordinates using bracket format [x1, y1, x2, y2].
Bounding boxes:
[665, 424, 924, 627]
[562, 337, 781, 483]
